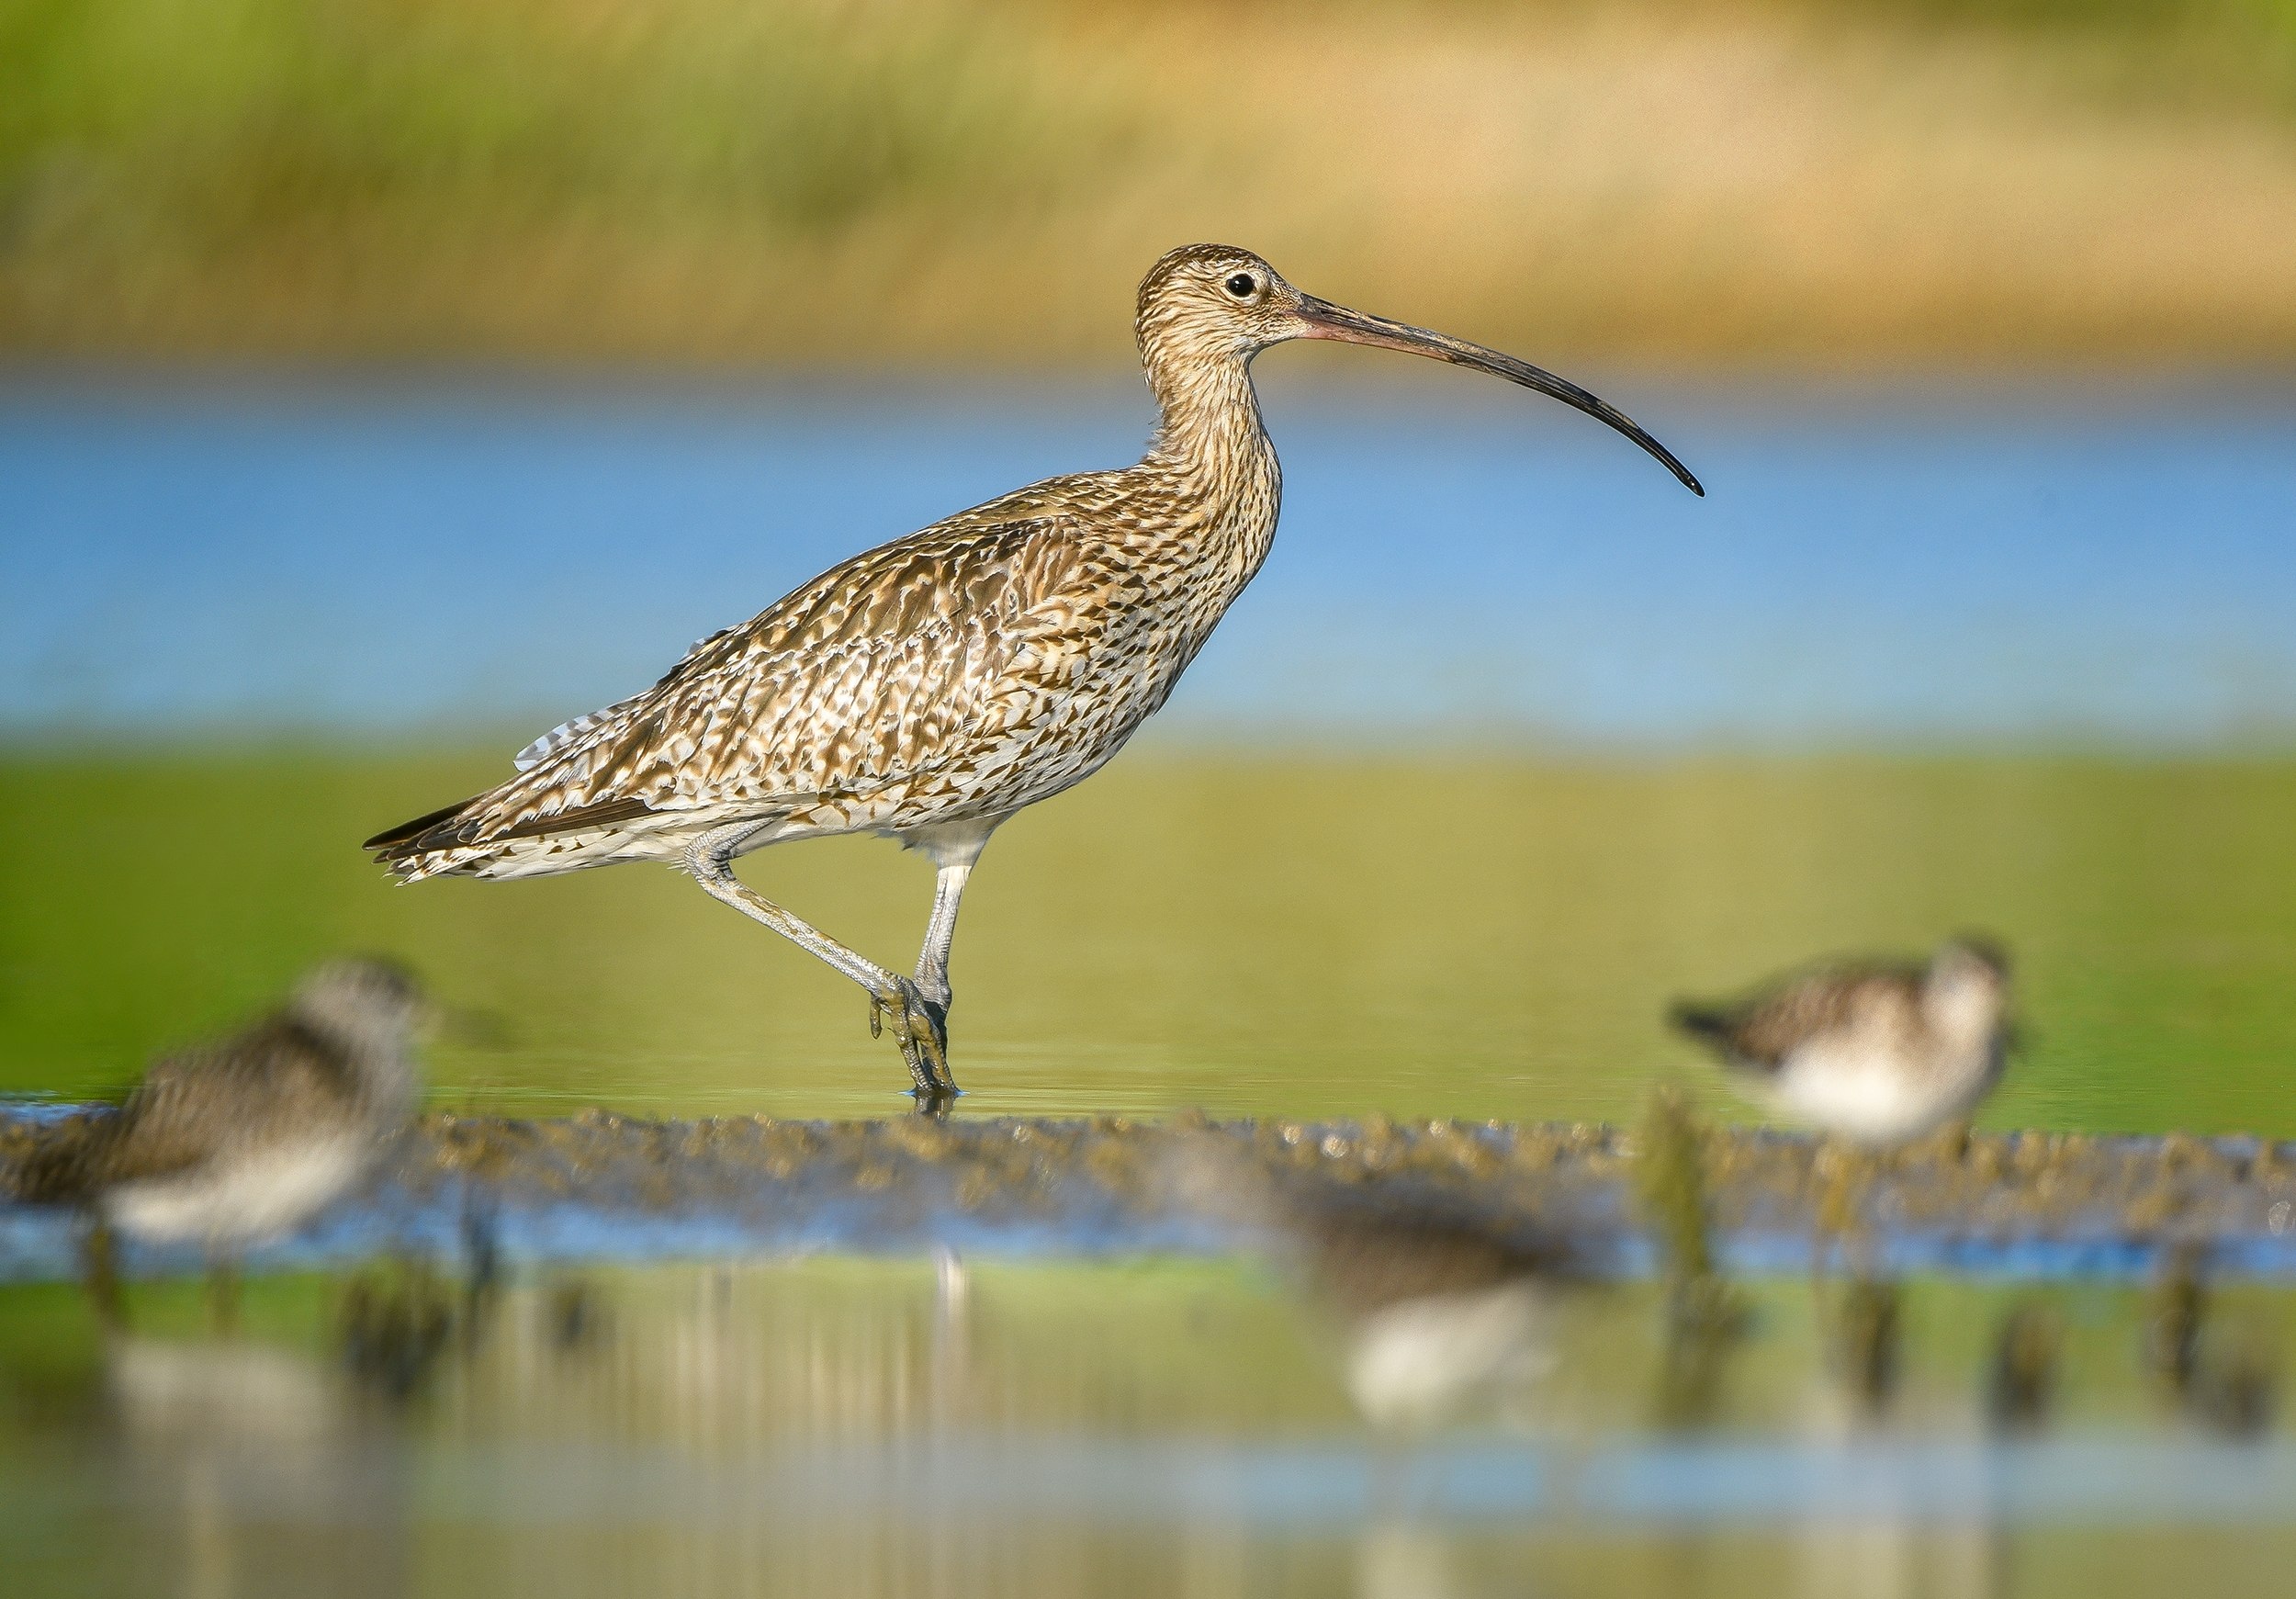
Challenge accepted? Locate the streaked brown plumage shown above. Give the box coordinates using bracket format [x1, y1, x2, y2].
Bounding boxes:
[13, 960, 425, 1249]
[366, 243, 1702, 1101]
[1669, 938, 2014, 1143]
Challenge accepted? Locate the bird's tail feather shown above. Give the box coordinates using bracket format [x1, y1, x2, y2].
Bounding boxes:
[363, 795, 484, 864]
[1, 1109, 114, 1206]
[1666, 1000, 1735, 1045]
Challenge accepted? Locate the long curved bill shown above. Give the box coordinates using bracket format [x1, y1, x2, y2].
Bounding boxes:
[1293, 295, 1704, 496]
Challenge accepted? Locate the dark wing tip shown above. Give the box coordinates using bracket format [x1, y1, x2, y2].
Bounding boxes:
[363, 796, 481, 857]
[1666, 999, 1735, 1045]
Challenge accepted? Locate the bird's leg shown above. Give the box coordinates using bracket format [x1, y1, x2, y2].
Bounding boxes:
[897, 822, 1000, 1112]
[909, 828, 996, 1051]
[1814, 1137, 1877, 1274]
[79, 1217, 124, 1332]
[685, 831, 956, 1098]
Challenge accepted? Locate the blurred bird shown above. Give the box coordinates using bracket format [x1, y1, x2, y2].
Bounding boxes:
[1668, 938, 2013, 1144]
[1308, 1205, 1569, 1432]
[12, 960, 427, 1321]
[1158, 1127, 1576, 1430]
[365, 243, 1701, 1102]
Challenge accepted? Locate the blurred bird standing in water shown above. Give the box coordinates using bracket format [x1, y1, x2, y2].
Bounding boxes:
[366, 243, 1702, 1104]
[1668, 938, 2014, 1145]
[11, 960, 427, 1324]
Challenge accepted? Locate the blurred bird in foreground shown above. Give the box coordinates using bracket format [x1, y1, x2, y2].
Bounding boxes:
[366, 242, 1700, 1104]
[1159, 1130, 1575, 1431]
[10, 960, 427, 1324]
[1668, 938, 2014, 1145]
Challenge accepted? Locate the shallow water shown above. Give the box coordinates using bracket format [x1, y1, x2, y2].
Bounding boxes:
[2, 1261, 2290, 1598]
[6, 376, 2296, 745]
[3, 752, 2294, 1134]
[7, 377, 2296, 1588]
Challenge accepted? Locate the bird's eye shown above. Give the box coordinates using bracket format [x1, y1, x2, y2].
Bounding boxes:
[1223, 273, 1257, 299]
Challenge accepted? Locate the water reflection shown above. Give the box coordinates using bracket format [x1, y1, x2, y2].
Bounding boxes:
[100, 1334, 413, 1599]
[4, 1262, 2291, 1597]
[1158, 1119, 1572, 1435]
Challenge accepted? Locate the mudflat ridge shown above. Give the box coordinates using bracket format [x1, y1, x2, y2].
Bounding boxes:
[9, 1109, 2290, 1279]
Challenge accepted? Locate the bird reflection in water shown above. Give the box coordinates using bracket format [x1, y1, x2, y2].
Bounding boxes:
[1159, 1128, 1577, 1436]
[1303, 1202, 1567, 1435]
[97, 1333, 413, 1599]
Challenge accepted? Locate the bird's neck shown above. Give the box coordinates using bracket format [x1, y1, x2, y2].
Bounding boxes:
[1141, 348, 1282, 558]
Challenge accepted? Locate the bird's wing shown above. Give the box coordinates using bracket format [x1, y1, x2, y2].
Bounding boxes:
[87, 1021, 359, 1187]
[1687, 963, 1921, 1072]
[509, 625, 739, 772]
[391, 515, 1096, 851]
[89, 1069, 228, 1185]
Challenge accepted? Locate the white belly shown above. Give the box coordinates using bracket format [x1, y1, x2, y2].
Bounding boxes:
[103, 1134, 374, 1249]
[1769, 1042, 1986, 1144]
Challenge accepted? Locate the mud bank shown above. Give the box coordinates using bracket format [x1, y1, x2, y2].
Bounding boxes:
[6, 1109, 2293, 1281]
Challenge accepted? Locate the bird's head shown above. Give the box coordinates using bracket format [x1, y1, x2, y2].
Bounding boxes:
[1135, 242, 1702, 494]
[289, 958, 432, 1107]
[293, 958, 424, 1032]
[1923, 936, 2015, 1042]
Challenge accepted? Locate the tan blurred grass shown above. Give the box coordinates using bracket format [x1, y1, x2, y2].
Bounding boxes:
[5, 0, 2296, 365]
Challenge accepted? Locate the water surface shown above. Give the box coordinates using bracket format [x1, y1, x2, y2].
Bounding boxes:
[5, 375, 2294, 743]
[3, 1262, 2290, 1598]
[7, 370, 2296, 1595]
[6, 377, 2293, 1129]
[2, 752, 2291, 1134]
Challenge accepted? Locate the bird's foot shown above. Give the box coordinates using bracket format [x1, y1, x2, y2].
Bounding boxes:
[911, 1080, 960, 1118]
[870, 977, 956, 1101]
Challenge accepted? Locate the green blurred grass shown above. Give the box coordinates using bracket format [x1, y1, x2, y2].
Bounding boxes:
[7, 0, 2296, 361]
[4, 749, 2291, 1134]
[1, 0, 1095, 235]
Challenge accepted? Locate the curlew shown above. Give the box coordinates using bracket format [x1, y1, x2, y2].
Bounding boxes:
[13, 960, 427, 1323]
[366, 244, 1702, 1103]
[1668, 937, 2015, 1145]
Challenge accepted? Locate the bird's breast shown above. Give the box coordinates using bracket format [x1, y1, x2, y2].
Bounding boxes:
[103, 1133, 376, 1248]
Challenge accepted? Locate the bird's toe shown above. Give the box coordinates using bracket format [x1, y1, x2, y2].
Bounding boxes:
[872, 979, 958, 1098]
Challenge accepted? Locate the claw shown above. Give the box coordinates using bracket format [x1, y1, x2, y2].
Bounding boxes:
[871, 977, 958, 1099]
